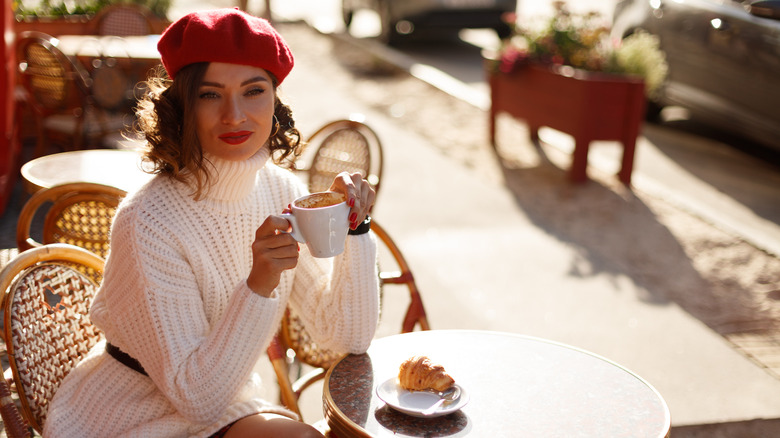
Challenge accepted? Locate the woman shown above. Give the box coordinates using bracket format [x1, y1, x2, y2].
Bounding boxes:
[45, 8, 379, 438]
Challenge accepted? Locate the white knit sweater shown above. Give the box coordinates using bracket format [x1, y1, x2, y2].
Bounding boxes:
[44, 147, 380, 437]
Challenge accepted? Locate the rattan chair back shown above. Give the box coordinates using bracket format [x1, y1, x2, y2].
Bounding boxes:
[270, 219, 428, 419]
[93, 4, 154, 36]
[16, 31, 132, 155]
[269, 118, 388, 419]
[16, 182, 127, 258]
[17, 32, 91, 119]
[0, 244, 105, 435]
[303, 119, 383, 198]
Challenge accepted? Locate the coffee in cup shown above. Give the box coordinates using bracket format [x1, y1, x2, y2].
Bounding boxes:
[283, 192, 349, 258]
[294, 191, 345, 209]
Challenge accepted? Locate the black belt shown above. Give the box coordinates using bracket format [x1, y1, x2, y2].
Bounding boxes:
[106, 343, 148, 376]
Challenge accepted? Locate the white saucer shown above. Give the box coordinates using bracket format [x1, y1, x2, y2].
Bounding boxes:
[375, 378, 469, 418]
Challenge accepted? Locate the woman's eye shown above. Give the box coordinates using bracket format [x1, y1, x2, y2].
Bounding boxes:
[246, 87, 265, 97]
[199, 91, 219, 99]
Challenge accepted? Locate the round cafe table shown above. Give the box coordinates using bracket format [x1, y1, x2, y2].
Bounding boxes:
[323, 330, 671, 438]
[21, 149, 153, 194]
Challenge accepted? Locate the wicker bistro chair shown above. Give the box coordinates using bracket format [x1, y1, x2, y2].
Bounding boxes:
[16, 31, 130, 157]
[0, 244, 106, 437]
[16, 182, 127, 259]
[267, 219, 429, 420]
[74, 36, 137, 115]
[91, 3, 155, 37]
[300, 118, 384, 199]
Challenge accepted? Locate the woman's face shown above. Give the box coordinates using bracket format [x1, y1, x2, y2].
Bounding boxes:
[194, 62, 276, 162]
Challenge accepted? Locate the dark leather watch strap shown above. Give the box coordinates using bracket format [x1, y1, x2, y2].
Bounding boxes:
[348, 216, 371, 235]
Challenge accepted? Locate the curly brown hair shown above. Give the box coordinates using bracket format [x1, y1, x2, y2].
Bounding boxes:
[134, 63, 303, 200]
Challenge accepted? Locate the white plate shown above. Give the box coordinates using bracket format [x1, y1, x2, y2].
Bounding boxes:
[375, 378, 469, 418]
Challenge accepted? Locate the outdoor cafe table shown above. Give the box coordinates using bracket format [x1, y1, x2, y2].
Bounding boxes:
[323, 330, 671, 437]
[56, 34, 162, 73]
[21, 149, 153, 194]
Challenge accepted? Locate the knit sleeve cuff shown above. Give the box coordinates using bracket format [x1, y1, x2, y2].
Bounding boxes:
[223, 281, 281, 329]
[241, 280, 280, 301]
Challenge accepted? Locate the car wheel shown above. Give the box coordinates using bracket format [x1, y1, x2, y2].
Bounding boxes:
[378, 0, 401, 45]
[341, 1, 353, 27]
[645, 99, 664, 122]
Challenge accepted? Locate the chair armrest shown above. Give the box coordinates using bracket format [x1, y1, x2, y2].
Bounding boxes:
[0, 369, 30, 438]
[267, 335, 302, 418]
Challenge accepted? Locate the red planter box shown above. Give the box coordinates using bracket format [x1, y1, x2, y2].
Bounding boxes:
[488, 64, 646, 185]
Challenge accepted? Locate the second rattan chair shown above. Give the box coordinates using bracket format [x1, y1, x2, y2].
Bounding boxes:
[0, 244, 105, 437]
[16, 31, 131, 157]
[91, 3, 154, 37]
[16, 182, 127, 258]
[268, 219, 429, 420]
[300, 118, 384, 199]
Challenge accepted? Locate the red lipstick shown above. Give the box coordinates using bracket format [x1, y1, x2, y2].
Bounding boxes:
[219, 131, 252, 145]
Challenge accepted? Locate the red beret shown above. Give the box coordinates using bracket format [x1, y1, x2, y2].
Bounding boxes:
[157, 8, 294, 83]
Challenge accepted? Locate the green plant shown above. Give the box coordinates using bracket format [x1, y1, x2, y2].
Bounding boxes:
[14, 0, 170, 19]
[14, 0, 100, 17]
[492, 1, 668, 98]
[605, 31, 668, 99]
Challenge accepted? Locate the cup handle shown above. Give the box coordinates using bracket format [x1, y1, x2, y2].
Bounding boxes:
[281, 213, 305, 243]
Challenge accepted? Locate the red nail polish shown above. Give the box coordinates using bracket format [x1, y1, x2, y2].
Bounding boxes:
[349, 212, 358, 222]
[350, 221, 358, 230]
[348, 197, 355, 207]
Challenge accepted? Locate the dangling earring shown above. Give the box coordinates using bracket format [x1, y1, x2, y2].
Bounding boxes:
[271, 115, 280, 137]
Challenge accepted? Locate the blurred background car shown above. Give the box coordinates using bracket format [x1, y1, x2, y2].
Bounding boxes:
[611, 0, 780, 152]
[341, 0, 517, 44]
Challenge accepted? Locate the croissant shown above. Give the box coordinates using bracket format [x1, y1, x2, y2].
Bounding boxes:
[398, 356, 455, 392]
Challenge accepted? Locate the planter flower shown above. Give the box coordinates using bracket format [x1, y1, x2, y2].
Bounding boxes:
[485, 1, 667, 185]
[489, 1, 668, 98]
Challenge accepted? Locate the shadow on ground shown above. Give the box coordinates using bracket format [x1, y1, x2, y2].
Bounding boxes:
[643, 120, 780, 231]
[489, 114, 780, 337]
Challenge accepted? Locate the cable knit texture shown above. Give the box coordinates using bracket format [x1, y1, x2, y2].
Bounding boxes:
[44, 147, 380, 437]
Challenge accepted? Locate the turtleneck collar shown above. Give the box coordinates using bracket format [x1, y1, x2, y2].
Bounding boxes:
[202, 145, 270, 202]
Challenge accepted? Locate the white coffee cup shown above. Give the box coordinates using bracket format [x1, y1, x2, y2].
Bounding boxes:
[282, 191, 350, 258]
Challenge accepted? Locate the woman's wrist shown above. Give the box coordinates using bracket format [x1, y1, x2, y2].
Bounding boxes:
[246, 278, 275, 298]
[348, 216, 371, 235]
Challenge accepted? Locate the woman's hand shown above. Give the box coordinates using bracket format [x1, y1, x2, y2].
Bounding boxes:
[329, 172, 376, 230]
[247, 215, 299, 297]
